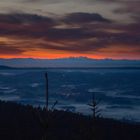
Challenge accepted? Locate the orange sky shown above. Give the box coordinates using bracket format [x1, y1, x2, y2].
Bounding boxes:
[0, 48, 140, 60]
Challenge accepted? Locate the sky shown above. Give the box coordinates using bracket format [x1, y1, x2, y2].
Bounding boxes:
[0, 0, 140, 60]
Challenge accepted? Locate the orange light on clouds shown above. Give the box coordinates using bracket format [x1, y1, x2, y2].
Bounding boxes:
[22, 49, 100, 59]
[0, 36, 103, 59]
[97, 44, 140, 60]
[0, 36, 140, 60]
[0, 47, 140, 60]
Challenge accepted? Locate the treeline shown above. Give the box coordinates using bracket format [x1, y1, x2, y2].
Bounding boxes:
[0, 100, 140, 140]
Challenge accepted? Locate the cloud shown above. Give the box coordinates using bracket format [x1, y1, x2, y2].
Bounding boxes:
[63, 12, 111, 24]
[0, 12, 139, 59]
[0, 44, 24, 55]
[46, 28, 94, 40]
[0, 0, 136, 25]
[22, 0, 62, 3]
[0, 12, 111, 39]
[113, 1, 140, 14]
[0, 13, 57, 38]
[112, 1, 140, 23]
[0, 13, 55, 24]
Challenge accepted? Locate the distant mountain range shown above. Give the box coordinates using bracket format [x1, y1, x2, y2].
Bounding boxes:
[0, 57, 140, 68]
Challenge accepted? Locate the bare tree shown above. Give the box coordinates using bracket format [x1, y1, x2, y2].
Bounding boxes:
[88, 93, 101, 120]
[45, 73, 49, 111]
[88, 93, 101, 140]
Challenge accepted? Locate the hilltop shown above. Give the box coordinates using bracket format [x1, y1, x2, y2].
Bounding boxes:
[0, 100, 140, 140]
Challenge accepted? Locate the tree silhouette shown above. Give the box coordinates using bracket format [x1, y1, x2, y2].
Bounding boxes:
[45, 72, 49, 111]
[88, 93, 101, 119]
[88, 93, 101, 140]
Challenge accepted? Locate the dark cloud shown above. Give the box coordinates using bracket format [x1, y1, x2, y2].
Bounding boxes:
[46, 27, 94, 40]
[0, 12, 110, 39]
[63, 12, 111, 24]
[35, 24, 140, 53]
[0, 13, 55, 25]
[0, 13, 57, 38]
[0, 44, 24, 54]
[0, 12, 140, 55]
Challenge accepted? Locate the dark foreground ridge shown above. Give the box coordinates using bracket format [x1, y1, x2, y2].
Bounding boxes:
[0, 100, 140, 140]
